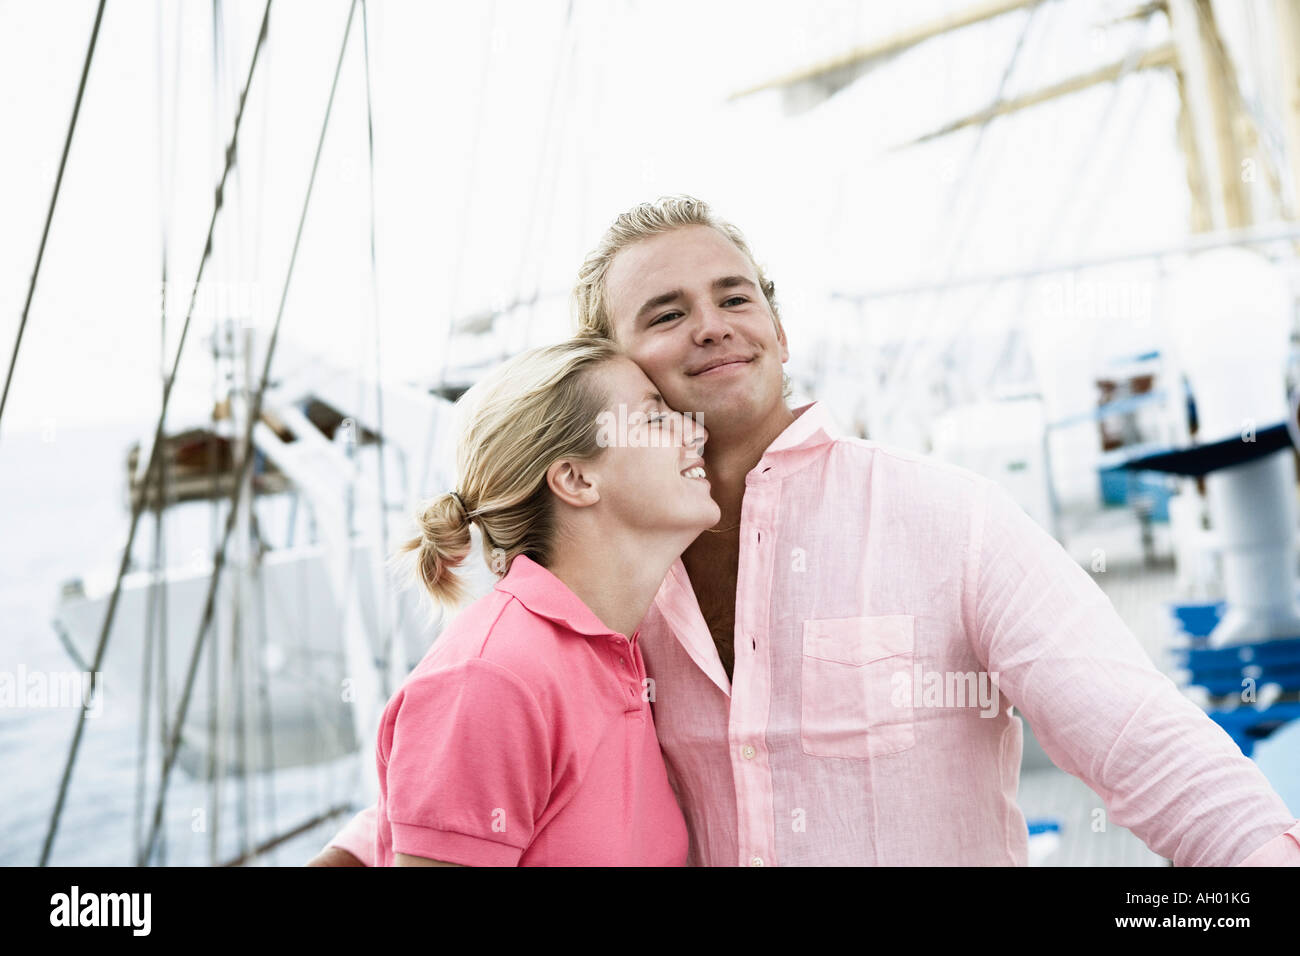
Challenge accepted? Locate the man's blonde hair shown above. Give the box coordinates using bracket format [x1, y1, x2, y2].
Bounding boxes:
[571, 195, 792, 400]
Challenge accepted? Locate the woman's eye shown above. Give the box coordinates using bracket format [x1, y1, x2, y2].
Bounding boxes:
[650, 311, 682, 326]
[649, 414, 668, 424]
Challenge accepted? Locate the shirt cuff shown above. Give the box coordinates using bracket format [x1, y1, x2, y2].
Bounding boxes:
[391, 821, 525, 867]
[327, 806, 377, 866]
[1234, 821, 1300, 866]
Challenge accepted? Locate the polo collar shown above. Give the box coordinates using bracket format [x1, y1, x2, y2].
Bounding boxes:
[494, 553, 635, 641]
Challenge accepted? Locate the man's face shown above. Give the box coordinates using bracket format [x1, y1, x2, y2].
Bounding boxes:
[604, 225, 789, 435]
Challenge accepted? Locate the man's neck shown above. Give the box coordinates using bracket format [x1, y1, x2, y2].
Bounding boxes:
[699, 402, 799, 526]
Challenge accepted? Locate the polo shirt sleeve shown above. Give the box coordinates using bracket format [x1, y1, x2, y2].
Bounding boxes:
[382, 658, 553, 866]
[965, 478, 1300, 867]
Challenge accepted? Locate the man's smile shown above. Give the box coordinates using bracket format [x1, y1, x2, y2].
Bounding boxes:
[688, 355, 754, 376]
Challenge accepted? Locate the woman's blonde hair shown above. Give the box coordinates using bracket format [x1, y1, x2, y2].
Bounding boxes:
[391, 336, 622, 615]
[570, 194, 792, 401]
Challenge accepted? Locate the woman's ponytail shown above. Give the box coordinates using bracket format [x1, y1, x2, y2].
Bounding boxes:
[390, 491, 475, 617]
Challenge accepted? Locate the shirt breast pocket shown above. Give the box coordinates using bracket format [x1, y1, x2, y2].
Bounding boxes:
[800, 615, 915, 759]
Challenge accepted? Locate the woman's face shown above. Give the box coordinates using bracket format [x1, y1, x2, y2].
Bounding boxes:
[583, 355, 721, 535]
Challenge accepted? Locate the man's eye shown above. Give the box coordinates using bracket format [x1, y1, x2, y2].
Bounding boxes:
[651, 299, 745, 325]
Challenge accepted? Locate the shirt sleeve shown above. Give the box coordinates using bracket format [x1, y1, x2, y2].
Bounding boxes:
[326, 805, 377, 866]
[380, 658, 553, 866]
[965, 478, 1300, 867]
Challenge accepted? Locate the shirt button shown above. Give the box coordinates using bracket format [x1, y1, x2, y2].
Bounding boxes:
[741, 745, 756, 760]
[620, 657, 627, 667]
[750, 856, 765, 867]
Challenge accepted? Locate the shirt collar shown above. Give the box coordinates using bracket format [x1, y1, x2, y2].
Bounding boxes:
[764, 400, 842, 455]
[494, 553, 634, 640]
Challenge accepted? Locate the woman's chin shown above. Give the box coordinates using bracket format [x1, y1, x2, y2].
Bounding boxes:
[670, 511, 720, 535]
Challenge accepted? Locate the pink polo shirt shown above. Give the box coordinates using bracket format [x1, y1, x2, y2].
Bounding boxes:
[330, 401, 1300, 867]
[372, 553, 687, 866]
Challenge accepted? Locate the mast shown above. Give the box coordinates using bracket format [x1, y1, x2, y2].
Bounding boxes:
[728, 0, 1043, 108]
[1274, 0, 1300, 219]
[1167, 0, 1254, 231]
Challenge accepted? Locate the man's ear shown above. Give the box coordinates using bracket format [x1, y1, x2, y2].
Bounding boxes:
[546, 458, 599, 509]
[776, 317, 790, 364]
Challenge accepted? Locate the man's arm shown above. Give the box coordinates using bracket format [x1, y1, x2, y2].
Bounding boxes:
[305, 805, 377, 866]
[394, 853, 463, 866]
[306, 847, 364, 867]
[965, 478, 1300, 866]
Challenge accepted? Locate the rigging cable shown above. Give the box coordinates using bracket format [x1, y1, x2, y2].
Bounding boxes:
[134, 0, 184, 867]
[875, 4, 1159, 429]
[433, 0, 499, 396]
[411, 0, 501, 623]
[0, 0, 106, 438]
[139, 0, 362, 866]
[500, 0, 575, 363]
[521, 1, 581, 340]
[869, 2, 1044, 432]
[40, 0, 274, 868]
[207, 0, 227, 869]
[360, 0, 400, 696]
[979, 22, 1162, 387]
[249, 2, 279, 860]
[249, 510, 279, 861]
[154, 0, 185, 867]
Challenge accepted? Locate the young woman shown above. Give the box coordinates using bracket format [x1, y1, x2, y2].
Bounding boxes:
[377, 336, 720, 866]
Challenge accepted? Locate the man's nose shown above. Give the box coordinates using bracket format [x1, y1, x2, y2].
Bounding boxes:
[691, 299, 731, 343]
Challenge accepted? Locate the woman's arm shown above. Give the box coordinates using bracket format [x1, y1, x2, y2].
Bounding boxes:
[383, 660, 551, 867]
[394, 853, 464, 867]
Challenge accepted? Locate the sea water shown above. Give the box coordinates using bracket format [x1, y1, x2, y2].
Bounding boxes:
[0, 423, 364, 866]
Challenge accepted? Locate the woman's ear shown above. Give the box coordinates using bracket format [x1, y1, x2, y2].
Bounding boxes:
[545, 458, 600, 510]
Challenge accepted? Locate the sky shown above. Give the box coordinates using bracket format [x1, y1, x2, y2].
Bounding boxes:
[0, 0, 1281, 467]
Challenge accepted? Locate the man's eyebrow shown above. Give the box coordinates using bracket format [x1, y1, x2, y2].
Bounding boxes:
[633, 276, 757, 324]
[634, 290, 684, 324]
[713, 275, 756, 293]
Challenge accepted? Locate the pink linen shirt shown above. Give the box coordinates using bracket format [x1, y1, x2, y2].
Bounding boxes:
[331, 400, 1300, 866]
[373, 553, 687, 866]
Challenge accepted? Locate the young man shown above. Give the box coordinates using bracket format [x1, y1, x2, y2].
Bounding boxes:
[312, 195, 1300, 866]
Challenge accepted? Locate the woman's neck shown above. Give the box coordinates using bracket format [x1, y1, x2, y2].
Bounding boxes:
[545, 525, 693, 640]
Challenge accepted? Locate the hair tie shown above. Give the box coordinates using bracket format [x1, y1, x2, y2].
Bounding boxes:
[448, 491, 469, 522]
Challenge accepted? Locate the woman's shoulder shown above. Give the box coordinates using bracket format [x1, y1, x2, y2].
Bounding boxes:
[409, 588, 576, 690]
[383, 588, 625, 751]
